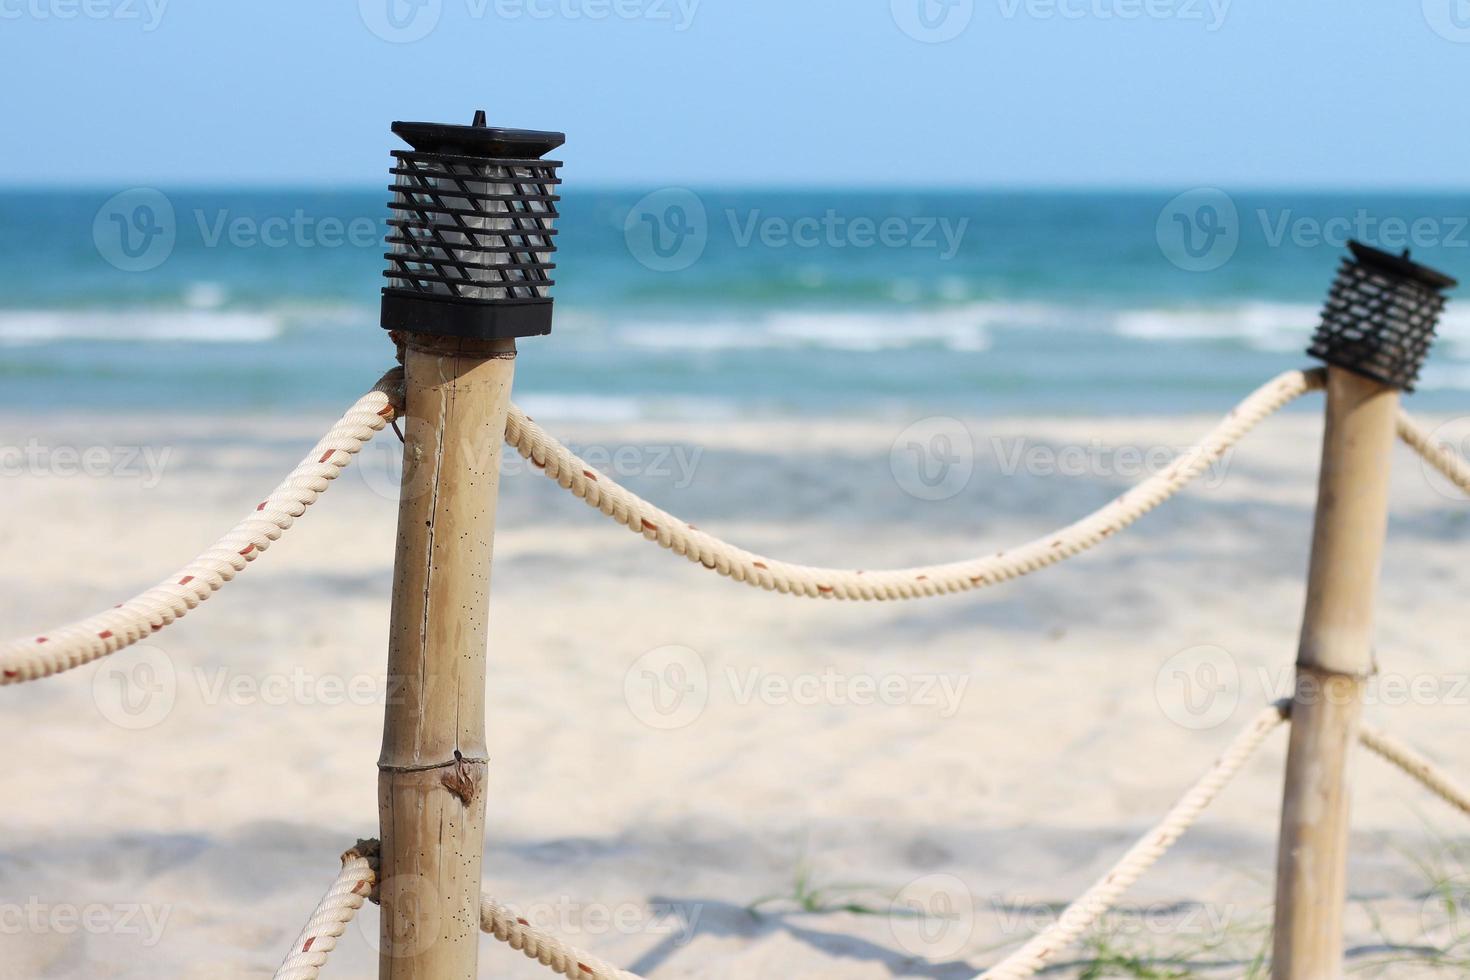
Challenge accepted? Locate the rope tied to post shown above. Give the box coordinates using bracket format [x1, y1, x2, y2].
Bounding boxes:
[504, 368, 1327, 599]
[0, 368, 406, 685]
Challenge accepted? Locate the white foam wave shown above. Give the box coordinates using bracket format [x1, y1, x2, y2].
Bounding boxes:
[1113, 302, 1321, 352]
[0, 310, 282, 346]
[621, 305, 1003, 353]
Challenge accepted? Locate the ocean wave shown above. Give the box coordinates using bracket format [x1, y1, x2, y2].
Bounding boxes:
[619, 305, 1004, 353]
[614, 301, 1332, 354]
[1112, 302, 1321, 352]
[0, 310, 282, 346]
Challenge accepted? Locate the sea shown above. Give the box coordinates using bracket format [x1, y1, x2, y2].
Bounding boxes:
[4, 188, 1470, 418]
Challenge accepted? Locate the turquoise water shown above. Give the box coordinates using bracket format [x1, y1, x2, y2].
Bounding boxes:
[4, 189, 1470, 416]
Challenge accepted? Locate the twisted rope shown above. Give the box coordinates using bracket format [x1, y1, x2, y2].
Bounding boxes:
[1359, 724, 1470, 817]
[0, 369, 405, 685]
[975, 701, 1290, 980]
[1397, 410, 1470, 498]
[505, 369, 1324, 600]
[276, 840, 643, 980]
[479, 896, 643, 980]
[274, 842, 378, 980]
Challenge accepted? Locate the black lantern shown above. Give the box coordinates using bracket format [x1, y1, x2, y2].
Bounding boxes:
[380, 110, 564, 340]
[1308, 240, 1457, 391]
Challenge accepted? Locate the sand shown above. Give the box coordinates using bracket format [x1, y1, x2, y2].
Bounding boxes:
[1, 399, 1468, 978]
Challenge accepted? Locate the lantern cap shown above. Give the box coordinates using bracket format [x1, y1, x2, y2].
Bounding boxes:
[391, 110, 564, 159]
[1307, 239, 1457, 392]
[1346, 240, 1457, 291]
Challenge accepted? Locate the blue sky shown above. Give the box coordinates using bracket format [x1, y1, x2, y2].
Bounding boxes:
[2, 0, 1468, 188]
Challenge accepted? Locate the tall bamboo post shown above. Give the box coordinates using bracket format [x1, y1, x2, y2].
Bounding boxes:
[374, 112, 565, 978]
[379, 335, 515, 976]
[1271, 242, 1455, 979]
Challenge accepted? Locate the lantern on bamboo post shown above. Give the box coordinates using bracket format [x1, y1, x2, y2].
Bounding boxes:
[376, 110, 563, 979]
[1271, 241, 1455, 979]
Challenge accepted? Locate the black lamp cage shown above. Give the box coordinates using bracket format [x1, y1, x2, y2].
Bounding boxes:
[380, 110, 564, 341]
[1308, 240, 1457, 392]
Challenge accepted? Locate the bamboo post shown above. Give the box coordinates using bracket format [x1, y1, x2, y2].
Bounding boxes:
[1269, 366, 1396, 979]
[373, 110, 564, 977]
[1270, 242, 1455, 979]
[378, 334, 516, 977]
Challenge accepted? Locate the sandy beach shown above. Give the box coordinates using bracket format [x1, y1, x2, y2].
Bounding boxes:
[2, 398, 1468, 978]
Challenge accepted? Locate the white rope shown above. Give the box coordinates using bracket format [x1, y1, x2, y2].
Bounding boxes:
[276, 840, 644, 980]
[274, 842, 378, 980]
[479, 896, 643, 980]
[505, 369, 1324, 600]
[1359, 724, 1470, 818]
[974, 701, 1289, 980]
[0, 369, 405, 686]
[1397, 410, 1470, 498]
